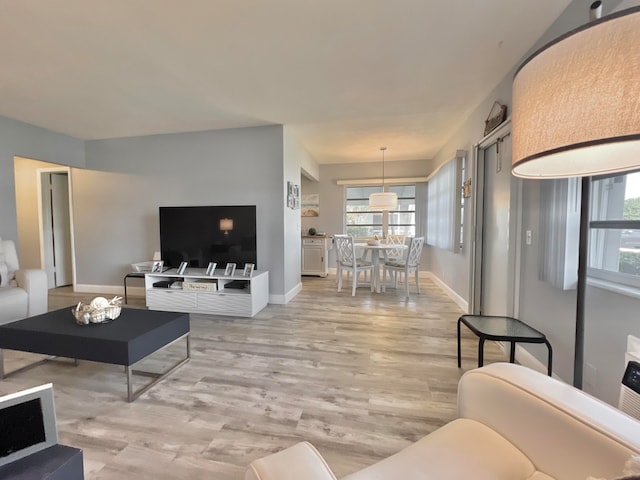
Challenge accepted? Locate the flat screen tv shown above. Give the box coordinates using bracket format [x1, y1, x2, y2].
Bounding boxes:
[159, 205, 257, 269]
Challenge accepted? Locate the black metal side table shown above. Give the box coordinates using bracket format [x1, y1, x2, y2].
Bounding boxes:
[123, 272, 145, 304]
[457, 314, 553, 376]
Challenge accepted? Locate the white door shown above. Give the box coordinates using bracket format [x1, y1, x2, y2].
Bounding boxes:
[42, 172, 73, 287]
[479, 134, 518, 316]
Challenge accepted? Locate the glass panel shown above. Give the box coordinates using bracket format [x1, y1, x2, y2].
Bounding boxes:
[346, 225, 383, 238]
[388, 225, 416, 236]
[591, 171, 640, 221]
[346, 198, 371, 211]
[590, 228, 640, 277]
[389, 185, 416, 198]
[394, 198, 415, 212]
[346, 186, 382, 199]
[388, 211, 415, 224]
[346, 212, 382, 225]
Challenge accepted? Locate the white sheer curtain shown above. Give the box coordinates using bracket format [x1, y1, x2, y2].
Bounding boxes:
[415, 182, 427, 238]
[427, 159, 457, 251]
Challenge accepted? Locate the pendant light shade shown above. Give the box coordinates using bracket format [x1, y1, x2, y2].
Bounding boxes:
[369, 191, 398, 210]
[512, 6, 640, 179]
[369, 147, 398, 210]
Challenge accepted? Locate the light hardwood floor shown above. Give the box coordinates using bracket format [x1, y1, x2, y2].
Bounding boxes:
[0, 275, 505, 479]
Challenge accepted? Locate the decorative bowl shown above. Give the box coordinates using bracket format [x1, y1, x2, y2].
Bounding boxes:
[72, 296, 122, 325]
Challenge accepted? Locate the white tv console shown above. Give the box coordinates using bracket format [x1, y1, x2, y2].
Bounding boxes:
[145, 268, 269, 317]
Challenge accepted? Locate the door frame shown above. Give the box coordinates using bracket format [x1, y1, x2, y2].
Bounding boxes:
[36, 166, 77, 289]
[469, 119, 523, 316]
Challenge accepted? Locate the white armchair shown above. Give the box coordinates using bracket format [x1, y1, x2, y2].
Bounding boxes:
[246, 363, 640, 480]
[0, 238, 48, 325]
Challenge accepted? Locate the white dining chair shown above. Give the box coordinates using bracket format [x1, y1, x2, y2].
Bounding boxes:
[385, 234, 406, 262]
[383, 234, 406, 283]
[334, 234, 374, 296]
[382, 236, 424, 299]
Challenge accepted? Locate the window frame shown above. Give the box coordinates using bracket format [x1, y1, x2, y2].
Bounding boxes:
[344, 184, 416, 239]
[587, 170, 640, 290]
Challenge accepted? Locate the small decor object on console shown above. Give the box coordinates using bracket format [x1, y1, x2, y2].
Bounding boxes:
[224, 263, 236, 276]
[206, 262, 217, 276]
[176, 261, 188, 275]
[72, 296, 122, 325]
[151, 260, 164, 273]
[243, 263, 254, 277]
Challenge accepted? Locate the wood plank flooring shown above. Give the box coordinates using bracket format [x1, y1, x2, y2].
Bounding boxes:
[0, 275, 506, 479]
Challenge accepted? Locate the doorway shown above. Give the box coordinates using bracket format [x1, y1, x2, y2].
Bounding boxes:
[471, 122, 522, 316]
[39, 170, 74, 288]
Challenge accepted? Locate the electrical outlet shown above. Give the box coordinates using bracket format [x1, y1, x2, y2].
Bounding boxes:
[525, 230, 532, 245]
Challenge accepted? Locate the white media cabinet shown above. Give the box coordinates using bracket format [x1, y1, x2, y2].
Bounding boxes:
[145, 268, 269, 317]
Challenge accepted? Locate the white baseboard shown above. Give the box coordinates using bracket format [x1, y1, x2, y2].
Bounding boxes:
[425, 272, 468, 312]
[74, 284, 127, 296]
[496, 341, 555, 377]
[74, 283, 145, 298]
[270, 282, 302, 304]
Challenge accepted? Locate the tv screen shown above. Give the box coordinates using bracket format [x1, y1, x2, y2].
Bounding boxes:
[159, 206, 257, 269]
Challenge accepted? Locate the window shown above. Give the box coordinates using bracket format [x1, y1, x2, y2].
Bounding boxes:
[589, 170, 640, 288]
[345, 185, 416, 238]
[345, 186, 382, 238]
[387, 185, 416, 237]
[427, 157, 460, 251]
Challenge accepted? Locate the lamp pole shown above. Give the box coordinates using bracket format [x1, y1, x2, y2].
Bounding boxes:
[574, 176, 591, 388]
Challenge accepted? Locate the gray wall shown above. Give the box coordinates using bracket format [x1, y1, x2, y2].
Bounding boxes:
[428, 0, 637, 405]
[0, 115, 84, 244]
[283, 127, 314, 296]
[79, 125, 290, 298]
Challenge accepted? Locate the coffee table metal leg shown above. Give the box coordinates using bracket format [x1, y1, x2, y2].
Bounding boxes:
[126, 366, 133, 401]
[0, 350, 71, 379]
[125, 333, 190, 402]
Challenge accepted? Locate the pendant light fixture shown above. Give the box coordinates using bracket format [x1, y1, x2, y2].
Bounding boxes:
[369, 147, 398, 210]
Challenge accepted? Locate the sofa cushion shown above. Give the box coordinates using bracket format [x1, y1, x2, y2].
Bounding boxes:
[1, 240, 19, 275]
[342, 418, 537, 480]
[0, 262, 8, 287]
[0, 286, 28, 324]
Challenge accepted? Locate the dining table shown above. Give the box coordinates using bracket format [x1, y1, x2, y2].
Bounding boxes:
[355, 242, 407, 293]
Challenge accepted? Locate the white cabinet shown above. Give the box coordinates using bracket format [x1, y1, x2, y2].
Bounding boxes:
[301, 236, 331, 277]
[145, 269, 268, 317]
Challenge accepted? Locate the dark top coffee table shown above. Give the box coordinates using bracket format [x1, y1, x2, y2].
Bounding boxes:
[457, 314, 552, 376]
[0, 308, 190, 401]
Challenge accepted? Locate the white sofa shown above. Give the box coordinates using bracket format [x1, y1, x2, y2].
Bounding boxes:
[246, 363, 640, 480]
[0, 238, 48, 325]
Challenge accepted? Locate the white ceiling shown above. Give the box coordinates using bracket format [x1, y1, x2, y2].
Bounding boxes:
[0, 0, 573, 164]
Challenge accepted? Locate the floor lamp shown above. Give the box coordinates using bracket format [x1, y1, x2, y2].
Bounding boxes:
[510, 5, 640, 388]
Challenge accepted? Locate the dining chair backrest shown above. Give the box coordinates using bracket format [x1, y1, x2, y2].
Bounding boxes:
[385, 234, 406, 259]
[406, 237, 425, 267]
[334, 234, 356, 266]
